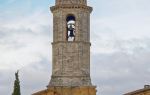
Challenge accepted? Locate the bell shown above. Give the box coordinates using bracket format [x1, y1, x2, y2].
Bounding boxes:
[69, 30, 75, 37]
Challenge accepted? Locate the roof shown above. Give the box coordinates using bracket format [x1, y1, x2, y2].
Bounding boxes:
[124, 87, 150, 95]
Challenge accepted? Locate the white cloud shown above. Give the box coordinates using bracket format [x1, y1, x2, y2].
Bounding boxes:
[0, 11, 52, 70]
[0, 0, 150, 95]
[0, 62, 51, 95]
[91, 5, 150, 54]
[89, 0, 150, 95]
[91, 49, 150, 95]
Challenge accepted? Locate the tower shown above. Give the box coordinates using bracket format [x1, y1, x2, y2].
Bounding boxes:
[33, 0, 96, 95]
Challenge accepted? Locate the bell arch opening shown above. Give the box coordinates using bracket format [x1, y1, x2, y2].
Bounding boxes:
[66, 15, 76, 41]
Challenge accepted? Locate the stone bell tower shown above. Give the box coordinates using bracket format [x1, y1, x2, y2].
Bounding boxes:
[33, 0, 96, 95]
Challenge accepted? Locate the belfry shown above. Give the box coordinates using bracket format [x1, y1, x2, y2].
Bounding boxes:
[33, 0, 96, 95]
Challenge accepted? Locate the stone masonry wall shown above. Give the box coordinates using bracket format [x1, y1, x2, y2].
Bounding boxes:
[55, 0, 87, 5]
[48, 1, 93, 87]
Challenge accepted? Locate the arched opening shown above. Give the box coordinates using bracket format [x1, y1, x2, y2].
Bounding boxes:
[66, 15, 76, 41]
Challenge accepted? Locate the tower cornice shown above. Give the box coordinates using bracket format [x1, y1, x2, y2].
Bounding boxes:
[55, 0, 87, 5]
[50, 4, 93, 13]
[51, 41, 91, 46]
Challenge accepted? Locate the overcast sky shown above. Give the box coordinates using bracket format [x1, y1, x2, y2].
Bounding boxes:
[0, 0, 150, 95]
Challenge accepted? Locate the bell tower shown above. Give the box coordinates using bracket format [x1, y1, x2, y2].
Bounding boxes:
[33, 0, 96, 95]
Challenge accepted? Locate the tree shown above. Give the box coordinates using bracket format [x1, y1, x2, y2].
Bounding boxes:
[12, 70, 21, 95]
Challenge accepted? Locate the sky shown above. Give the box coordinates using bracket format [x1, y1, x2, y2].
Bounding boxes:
[0, 0, 150, 95]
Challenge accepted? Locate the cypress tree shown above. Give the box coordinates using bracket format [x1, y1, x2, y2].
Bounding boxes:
[12, 70, 21, 95]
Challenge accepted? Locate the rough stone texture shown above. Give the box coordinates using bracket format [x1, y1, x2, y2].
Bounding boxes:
[48, 42, 91, 86]
[33, 0, 96, 95]
[32, 86, 96, 95]
[51, 6, 92, 42]
[48, 0, 93, 87]
[55, 0, 87, 5]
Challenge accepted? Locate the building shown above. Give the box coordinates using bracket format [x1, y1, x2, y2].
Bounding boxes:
[33, 0, 97, 95]
[124, 85, 150, 95]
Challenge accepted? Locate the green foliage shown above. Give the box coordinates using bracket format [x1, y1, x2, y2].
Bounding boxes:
[12, 70, 21, 95]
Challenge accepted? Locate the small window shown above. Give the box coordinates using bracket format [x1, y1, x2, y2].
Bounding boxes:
[66, 15, 76, 41]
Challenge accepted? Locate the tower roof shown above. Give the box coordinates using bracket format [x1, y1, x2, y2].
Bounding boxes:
[55, 0, 87, 5]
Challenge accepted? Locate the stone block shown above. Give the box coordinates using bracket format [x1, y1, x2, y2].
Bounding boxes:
[32, 86, 96, 95]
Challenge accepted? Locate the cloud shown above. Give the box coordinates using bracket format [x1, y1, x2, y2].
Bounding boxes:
[0, 10, 52, 70]
[0, 60, 51, 95]
[91, 48, 150, 95]
[20, 60, 51, 95]
[90, 0, 150, 55]
[0, 0, 150, 95]
[89, 0, 150, 95]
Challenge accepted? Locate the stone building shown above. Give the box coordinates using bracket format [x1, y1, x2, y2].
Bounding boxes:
[124, 85, 150, 95]
[33, 0, 97, 95]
